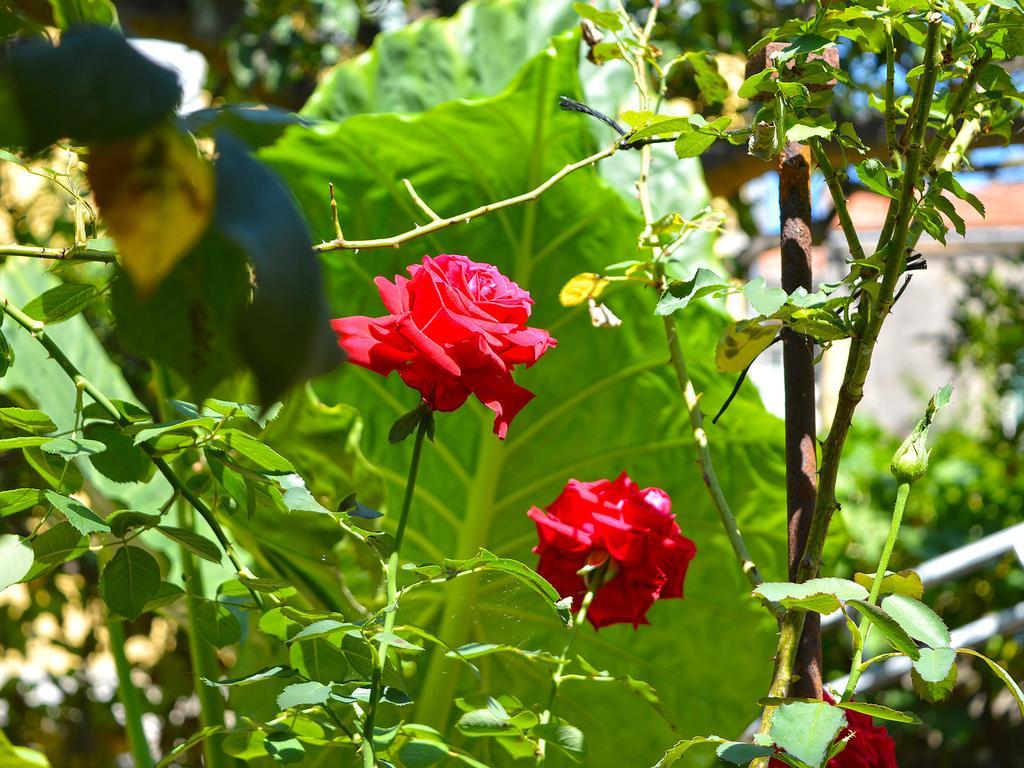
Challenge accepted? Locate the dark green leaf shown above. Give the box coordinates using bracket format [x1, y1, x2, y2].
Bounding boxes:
[655, 268, 729, 316]
[682, 52, 729, 103]
[389, 404, 430, 445]
[836, 701, 921, 725]
[22, 283, 98, 324]
[156, 525, 222, 564]
[25, 522, 87, 580]
[216, 429, 295, 474]
[107, 510, 162, 538]
[212, 136, 342, 404]
[716, 741, 777, 765]
[7, 26, 179, 150]
[84, 423, 154, 484]
[399, 740, 448, 768]
[534, 718, 586, 761]
[196, 601, 242, 647]
[99, 546, 160, 619]
[289, 638, 349, 683]
[0, 488, 45, 517]
[143, 581, 185, 612]
[24, 447, 83, 492]
[264, 730, 305, 764]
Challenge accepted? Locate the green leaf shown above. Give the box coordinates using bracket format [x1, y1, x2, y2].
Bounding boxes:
[289, 619, 356, 643]
[0, 407, 56, 434]
[446, 642, 562, 665]
[156, 525, 222, 564]
[881, 594, 951, 649]
[653, 736, 728, 768]
[456, 708, 538, 736]
[399, 740, 449, 767]
[22, 283, 98, 324]
[572, 2, 622, 30]
[44, 490, 108, 535]
[716, 741, 778, 765]
[0, 436, 54, 451]
[0, 488, 45, 517]
[84, 423, 154, 484]
[216, 429, 295, 474]
[143, 582, 185, 612]
[289, 638, 349, 684]
[107, 510, 162, 538]
[655, 268, 729, 316]
[180, 105, 311, 150]
[264, 730, 305, 764]
[154, 726, 223, 768]
[674, 130, 717, 159]
[847, 600, 921, 660]
[300, 0, 579, 122]
[99, 546, 161, 619]
[196, 601, 242, 647]
[835, 701, 920, 725]
[7, 26, 179, 151]
[755, 578, 869, 613]
[133, 417, 216, 445]
[46, 0, 119, 28]
[40, 437, 106, 458]
[25, 522, 87, 580]
[682, 51, 730, 103]
[0, 534, 34, 590]
[534, 718, 586, 761]
[23, 447, 83, 493]
[276, 681, 331, 710]
[204, 666, 298, 687]
[958, 647, 1024, 718]
[769, 701, 846, 768]
[742, 277, 788, 316]
[911, 647, 957, 702]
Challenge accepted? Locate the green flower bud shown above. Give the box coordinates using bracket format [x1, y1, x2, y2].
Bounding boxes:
[890, 384, 951, 484]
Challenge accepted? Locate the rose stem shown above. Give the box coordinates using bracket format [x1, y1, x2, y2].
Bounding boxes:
[361, 411, 430, 767]
[536, 587, 596, 766]
[842, 481, 912, 699]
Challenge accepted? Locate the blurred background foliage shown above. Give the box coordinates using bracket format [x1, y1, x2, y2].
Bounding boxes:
[1, 0, 1022, 766]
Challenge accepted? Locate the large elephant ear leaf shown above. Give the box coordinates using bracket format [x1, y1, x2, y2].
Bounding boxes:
[263, 27, 786, 768]
[300, 0, 580, 121]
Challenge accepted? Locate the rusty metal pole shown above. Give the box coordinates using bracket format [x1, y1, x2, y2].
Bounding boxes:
[778, 142, 821, 700]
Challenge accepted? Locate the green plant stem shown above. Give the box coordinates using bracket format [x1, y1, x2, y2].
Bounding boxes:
[178, 501, 232, 768]
[536, 588, 595, 766]
[842, 481, 911, 699]
[362, 414, 430, 768]
[661, 312, 780, 614]
[107, 619, 154, 767]
[0, 243, 116, 262]
[0, 295, 261, 605]
[752, 17, 943, 761]
[884, 19, 897, 162]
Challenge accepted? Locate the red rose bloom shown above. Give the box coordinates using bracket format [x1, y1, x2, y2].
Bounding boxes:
[528, 473, 697, 629]
[332, 254, 555, 439]
[770, 694, 898, 768]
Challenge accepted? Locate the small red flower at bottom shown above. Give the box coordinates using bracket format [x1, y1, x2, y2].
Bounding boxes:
[527, 473, 696, 629]
[770, 693, 899, 768]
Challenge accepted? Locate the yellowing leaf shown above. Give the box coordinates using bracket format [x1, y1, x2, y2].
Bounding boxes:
[715, 319, 779, 372]
[854, 570, 924, 600]
[559, 272, 609, 307]
[89, 124, 214, 295]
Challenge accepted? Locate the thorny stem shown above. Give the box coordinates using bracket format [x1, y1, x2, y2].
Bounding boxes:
[362, 414, 430, 767]
[0, 296, 261, 606]
[537, 588, 595, 766]
[0, 243, 116, 263]
[317, 145, 619, 253]
[752, 16, 944, 757]
[623, 2, 774, 610]
[842, 482, 912, 699]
